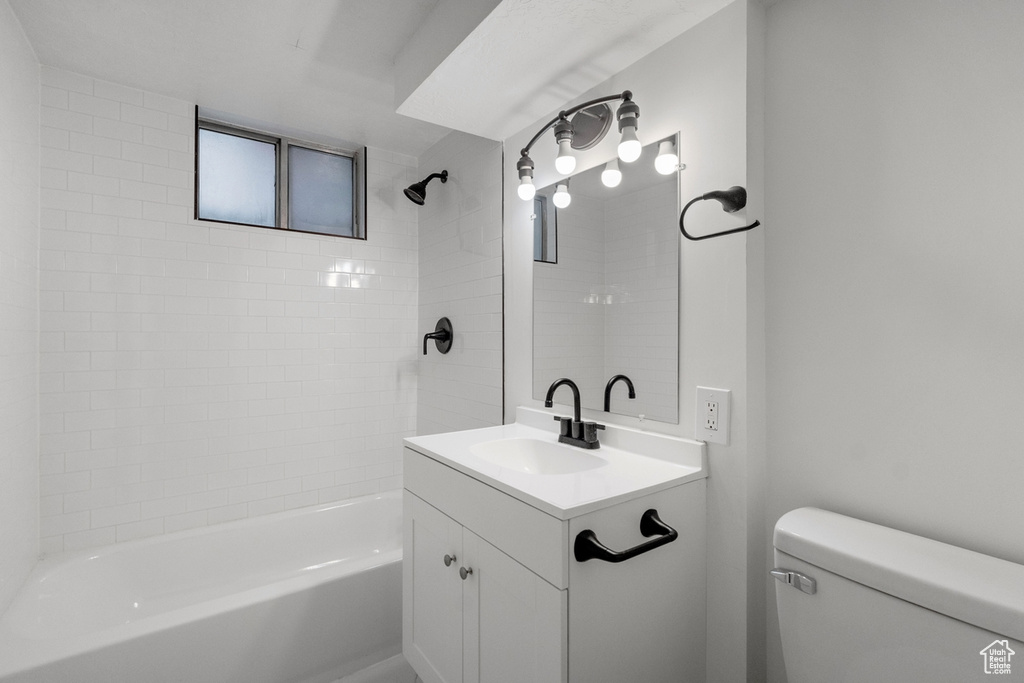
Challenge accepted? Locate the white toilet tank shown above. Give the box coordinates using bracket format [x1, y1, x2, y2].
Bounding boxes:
[773, 508, 1024, 682]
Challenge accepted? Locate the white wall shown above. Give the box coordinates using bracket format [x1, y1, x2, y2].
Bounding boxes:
[0, 0, 40, 612]
[416, 131, 503, 435]
[504, 3, 764, 680]
[764, 0, 1024, 680]
[36, 67, 421, 553]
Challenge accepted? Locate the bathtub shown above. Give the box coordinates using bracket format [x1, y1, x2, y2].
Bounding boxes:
[0, 490, 414, 683]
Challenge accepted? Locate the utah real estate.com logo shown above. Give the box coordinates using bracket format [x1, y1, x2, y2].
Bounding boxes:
[980, 640, 1014, 675]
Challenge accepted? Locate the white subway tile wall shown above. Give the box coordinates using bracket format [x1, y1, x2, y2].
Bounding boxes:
[604, 180, 679, 421]
[533, 191, 607, 404]
[0, 1, 42, 612]
[416, 132, 504, 435]
[37, 67, 422, 554]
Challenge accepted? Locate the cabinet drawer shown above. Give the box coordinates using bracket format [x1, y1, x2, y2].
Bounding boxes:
[404, 447, 569, 589]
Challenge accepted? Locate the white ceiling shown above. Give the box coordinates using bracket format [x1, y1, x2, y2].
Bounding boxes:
[397, 0, 736, 142]
[9, 0, 733, 157]
[9, 0, 451, 155]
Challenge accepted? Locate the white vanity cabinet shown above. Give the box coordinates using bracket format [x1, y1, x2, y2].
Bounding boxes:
[403, 492, 567, 683]
[402, 418, 708, 683]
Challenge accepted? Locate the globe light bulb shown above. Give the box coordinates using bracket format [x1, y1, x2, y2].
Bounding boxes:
[618, 125, 642, 163]
[518, 176, 536, 201]
[552, 183, 571, 209]
[655, 140, 679, 175]
[601, 160, 622, 188]
[555, 139, 576, 175]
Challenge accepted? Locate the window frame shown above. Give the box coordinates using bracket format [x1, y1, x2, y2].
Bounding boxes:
[533, 193, 557, 264]
[194, 110, 367, 240]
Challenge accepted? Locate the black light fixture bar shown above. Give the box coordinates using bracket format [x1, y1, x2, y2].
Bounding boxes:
[520, 90, 633, 158]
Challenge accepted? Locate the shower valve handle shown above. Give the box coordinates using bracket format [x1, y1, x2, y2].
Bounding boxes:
[423, 317, 453, 355]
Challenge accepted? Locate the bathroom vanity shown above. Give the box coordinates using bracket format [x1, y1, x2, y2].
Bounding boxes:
[402, 408, 707, 683]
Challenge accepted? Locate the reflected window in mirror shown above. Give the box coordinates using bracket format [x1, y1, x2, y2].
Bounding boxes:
[533, 195, 557, 263]
[532, 135, 680, 424]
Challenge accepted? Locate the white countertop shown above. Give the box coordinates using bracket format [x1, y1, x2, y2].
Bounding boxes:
[403, 408, 707, 520]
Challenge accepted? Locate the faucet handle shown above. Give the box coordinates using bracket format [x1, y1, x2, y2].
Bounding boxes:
[552, 415, 573, 437]
[583, 421, 605, 444]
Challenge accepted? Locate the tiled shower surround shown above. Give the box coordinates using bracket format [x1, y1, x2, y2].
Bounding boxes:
[37, 67, 423, 553]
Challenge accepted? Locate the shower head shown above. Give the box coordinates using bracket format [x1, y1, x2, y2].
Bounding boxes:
[404, 170, 448, 205]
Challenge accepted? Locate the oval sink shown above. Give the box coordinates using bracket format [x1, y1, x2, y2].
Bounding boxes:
[470, 438, 607, 475]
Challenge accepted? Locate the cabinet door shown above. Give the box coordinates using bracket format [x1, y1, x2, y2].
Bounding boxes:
[462, 530, 567, 683]
[404, 493, 465, 683]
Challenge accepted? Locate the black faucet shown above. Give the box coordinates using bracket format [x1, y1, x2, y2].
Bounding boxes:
[604, 374, 636, 412]
[544, 378, 604, 449]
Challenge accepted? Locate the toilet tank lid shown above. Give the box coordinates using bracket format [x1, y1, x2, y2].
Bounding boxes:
[774, 508, 1024, 642]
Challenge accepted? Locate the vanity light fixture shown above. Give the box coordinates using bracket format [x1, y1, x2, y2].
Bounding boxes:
[517, 90, 640, 201]
[552, 181, 572, 209]
[517, 155, 536, 200]
[617, 96, 642, 163]
[654, 139, 679, 175]
[601, 159, 622, 188]
[554, 118, 577, 175]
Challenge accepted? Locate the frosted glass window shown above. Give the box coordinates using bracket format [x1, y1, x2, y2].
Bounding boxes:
[196, 115, 364, 239]
[288, 146, 354, 237]
[197, 128, 276, 227]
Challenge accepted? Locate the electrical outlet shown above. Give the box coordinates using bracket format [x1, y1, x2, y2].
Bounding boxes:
[696, 387, 731, 445]
[704, 402, 718, 431]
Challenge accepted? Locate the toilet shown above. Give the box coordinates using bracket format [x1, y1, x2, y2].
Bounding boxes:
[773, 508, 1024, 682]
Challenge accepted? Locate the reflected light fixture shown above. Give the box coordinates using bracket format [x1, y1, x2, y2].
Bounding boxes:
[655, 139, 679, 175]
[552, 181, 572, 209]
[601, 159, 622, 188]
[517, 90, 640, 201]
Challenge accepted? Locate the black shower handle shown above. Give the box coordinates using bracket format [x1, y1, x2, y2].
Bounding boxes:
[574, 509, 678, 563]
[423, 317, 453, 355]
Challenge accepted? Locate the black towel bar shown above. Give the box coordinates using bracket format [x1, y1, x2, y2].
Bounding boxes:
[574, 509, 678, 563]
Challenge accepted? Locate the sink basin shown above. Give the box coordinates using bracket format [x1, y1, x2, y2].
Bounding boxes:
[470, 438, 607, 475]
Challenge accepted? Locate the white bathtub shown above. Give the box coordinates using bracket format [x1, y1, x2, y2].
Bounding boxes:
[0, 490, 414, 683]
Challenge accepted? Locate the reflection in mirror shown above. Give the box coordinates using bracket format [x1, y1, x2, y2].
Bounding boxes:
[533, 194, 556, 263]
[533, 136, 679, 424]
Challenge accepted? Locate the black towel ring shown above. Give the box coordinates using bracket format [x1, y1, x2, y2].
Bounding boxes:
[679, 186, 761, 241]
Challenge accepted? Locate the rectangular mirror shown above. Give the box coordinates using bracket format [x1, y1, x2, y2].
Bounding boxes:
[532, 136, 680, 424]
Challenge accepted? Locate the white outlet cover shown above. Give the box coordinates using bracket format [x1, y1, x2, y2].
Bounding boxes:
[696, 386, 731, 445]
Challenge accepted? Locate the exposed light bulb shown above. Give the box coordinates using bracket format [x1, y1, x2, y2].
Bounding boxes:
[555, 139, 576, 175]
[618, 126, 642, 163]
[601, 160, 622, 188]
[552, 183, 571, 209]
[655, 140, 679, 175]
[517, 176, 536, 201]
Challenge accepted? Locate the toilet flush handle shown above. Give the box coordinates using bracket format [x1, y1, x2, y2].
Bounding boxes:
[771, 568, 817, 595]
